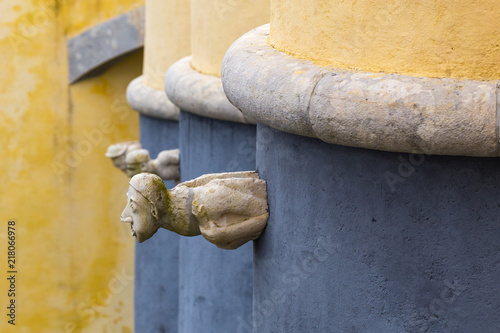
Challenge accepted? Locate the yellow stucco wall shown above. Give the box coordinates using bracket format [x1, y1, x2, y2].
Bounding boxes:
[191, 0, 270, 76]
[66, 0, 144, 38]
[270, 0, 500, 80]
[0, 0, 143, 332]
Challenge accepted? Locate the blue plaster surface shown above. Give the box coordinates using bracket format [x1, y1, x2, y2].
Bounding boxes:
[135, 115, 180, 333]
[178, 111, 256, 333]
[255, 123, 500, 333]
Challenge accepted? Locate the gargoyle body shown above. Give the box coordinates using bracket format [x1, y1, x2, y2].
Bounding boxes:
[106, 142, 180, 181]
[126, 148, 180, 181]
[105, 141, 142, 173]
[120, 171, 268, 249]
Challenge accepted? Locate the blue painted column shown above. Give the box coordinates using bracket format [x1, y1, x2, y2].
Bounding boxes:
[254, 124, 500, 333]
[178, 111, 255, 333]
[135, 114, 180, 333]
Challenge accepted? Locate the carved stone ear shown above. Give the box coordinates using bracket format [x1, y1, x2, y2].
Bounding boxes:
[150, 203, 158, 219]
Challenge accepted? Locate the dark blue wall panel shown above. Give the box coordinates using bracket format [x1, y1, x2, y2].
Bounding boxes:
[136, 114, 180, 333]
[255, 123, 500, 333]
[178, 111, 256, 333]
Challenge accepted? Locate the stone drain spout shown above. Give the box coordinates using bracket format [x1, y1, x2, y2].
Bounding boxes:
[120, 171, 268, 249]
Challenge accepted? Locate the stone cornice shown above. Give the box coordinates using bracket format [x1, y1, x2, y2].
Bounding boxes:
[68, 7, 145, 84]
[222, 24, 500, 157]
[126, 76, 180, 120]
[164, 56, 256, 124]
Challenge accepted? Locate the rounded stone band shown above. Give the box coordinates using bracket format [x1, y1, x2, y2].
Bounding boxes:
[222, 24, 500, 157]
[127, 75, 180, 120]
[164, 56, 256, 124]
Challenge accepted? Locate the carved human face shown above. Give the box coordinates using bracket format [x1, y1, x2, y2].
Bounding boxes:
[120, 185, 159, 242]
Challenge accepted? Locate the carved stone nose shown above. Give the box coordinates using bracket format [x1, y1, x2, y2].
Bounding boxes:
[121, 216, 133, 223]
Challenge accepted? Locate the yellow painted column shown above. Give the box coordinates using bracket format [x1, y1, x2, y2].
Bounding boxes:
[191, 0, 270, 76]
[142, 0, 191, 90]
[270, 0, 500, 80]
[222, 0, 500, 156]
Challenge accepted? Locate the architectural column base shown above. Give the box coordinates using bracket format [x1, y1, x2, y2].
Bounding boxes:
[165, 57, 255, 124]
[222, 25, 500, 157]
[127, 76, 180, 120]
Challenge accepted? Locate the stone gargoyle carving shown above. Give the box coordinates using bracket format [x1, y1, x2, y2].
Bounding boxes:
[125, 148, 180, 181]
[120, 171, 268, 249]
[105, 141, 142, 173]
[106, 142, 180, 181]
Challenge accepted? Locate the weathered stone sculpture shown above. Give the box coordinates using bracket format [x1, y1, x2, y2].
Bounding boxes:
[120, 171, 268, 249]
[105, 141, 142, 172]
[106, 142, 180, 181]
[125, 148, 180, 181]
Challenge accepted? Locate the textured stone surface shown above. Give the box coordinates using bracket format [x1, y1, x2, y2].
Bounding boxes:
[254, 123, 500, 333]
[127, 75, 180, 120]
[222, 24, 500, 157]
[165, 57, 255, 124]
[106, 142, 180, 180]
[105, 141, 142, 173]
[190, 172, 268, 249]
[125, 148, 180, 180]
[121, 171, 268, 249]
[68, 7, 145, 83]
[135, 115, 180, 333]
[178, 111, 255, 332]
[222, 25, 326, 137]
[311, 73, 498, 156]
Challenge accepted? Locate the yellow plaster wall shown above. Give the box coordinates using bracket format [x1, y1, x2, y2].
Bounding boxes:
[0, 0, 143, 332]
[63, 51, 142, 333]
[66, 0, 144, 38]
[191, 0, 270, 76]
[270, 0, 500, 80]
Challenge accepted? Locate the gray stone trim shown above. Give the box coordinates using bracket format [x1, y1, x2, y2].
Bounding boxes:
[222, 24, 500, 157]
[127, 76, 180, 120]
[68, 7, 145, 84]
[164, 56, 256, 124]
